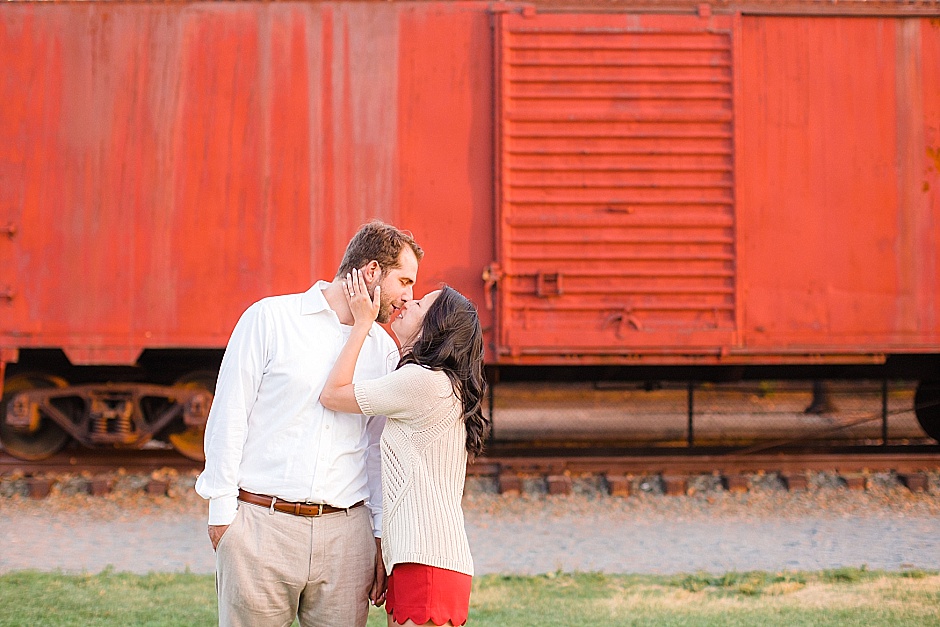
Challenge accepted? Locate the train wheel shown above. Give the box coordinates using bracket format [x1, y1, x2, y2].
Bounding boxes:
[167, 371, 216, 462]
[914, 380, 940, 442]
[0, 373, 72, 461]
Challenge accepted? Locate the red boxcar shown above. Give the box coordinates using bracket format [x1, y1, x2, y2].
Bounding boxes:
[1, 0, 938, 459]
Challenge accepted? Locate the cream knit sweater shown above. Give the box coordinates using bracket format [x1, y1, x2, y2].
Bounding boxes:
[355, 363, 473, 576]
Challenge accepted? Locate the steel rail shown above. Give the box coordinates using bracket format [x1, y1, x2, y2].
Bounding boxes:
[0, 449, 203, 475]
[3, 447, 938, 477]
[470, 449, 940, 476]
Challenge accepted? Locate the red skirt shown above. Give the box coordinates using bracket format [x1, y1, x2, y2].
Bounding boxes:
[385, 562, 472, 626]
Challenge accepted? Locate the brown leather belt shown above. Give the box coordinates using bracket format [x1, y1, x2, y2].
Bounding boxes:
[238, 489, 364, 517]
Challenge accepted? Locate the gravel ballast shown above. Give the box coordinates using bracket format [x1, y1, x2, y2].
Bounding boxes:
[0, 470, 938, 576]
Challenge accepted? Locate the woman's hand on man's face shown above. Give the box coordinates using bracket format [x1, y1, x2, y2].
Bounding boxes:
[344, 267, 380, 327]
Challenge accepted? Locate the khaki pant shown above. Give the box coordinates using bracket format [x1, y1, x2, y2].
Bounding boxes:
[216, 501, 375, 627]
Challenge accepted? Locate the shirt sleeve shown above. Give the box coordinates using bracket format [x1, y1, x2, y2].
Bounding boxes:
[354, 364, 451, 421]
[194, 301, 270, 525]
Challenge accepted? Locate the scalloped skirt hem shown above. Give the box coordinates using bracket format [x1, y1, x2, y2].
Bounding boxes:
[385, 563, 471, 626]
[388, 607, 468, 626]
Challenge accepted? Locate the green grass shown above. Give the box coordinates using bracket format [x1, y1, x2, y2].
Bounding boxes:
[0, 568, 215, 627]
[0, 568, 938, 626]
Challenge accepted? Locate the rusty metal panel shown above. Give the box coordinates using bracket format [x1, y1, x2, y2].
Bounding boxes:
[922, 19, 940, 339]
[1, 5, 306, 356]
[392, 5, 496, 347]
[0, 4, 423, 363]
[736, 16, 940, 352]
[496, 12, 737, 361]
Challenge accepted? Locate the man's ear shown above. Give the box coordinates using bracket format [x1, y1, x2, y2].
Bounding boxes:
[362, 260, 382, 284]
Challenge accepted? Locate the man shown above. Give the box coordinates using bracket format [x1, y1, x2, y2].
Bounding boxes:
[196, 221, 423, 626]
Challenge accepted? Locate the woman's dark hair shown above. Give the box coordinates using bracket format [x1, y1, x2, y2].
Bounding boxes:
[398, 285, 489, 459]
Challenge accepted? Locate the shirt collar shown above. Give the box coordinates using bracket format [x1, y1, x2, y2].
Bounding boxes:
[301, 281, 332, 315]
[301, 280, 375, 337]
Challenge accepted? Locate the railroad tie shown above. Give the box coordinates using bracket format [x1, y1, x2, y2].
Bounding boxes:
[498, 472, 522, 496]
[722, 474, 749, 493]
[841, 473, 868, 491]
[546, 475, 572, 496]
[782, 473, 808, 492]
[662, 475, 688, 497]
[605, 474, 632, 497]
[898, 473, 928, 493]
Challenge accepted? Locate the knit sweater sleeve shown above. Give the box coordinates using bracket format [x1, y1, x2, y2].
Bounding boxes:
[354, 364, 451, 422]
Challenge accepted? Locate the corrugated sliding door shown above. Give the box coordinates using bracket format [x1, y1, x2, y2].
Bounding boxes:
[495, 11, 737, 362]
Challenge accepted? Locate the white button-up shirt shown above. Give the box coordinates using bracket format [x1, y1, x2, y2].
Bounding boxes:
[195, 281, 399, 533]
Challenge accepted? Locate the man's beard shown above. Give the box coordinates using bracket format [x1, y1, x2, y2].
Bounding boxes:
[374, 284, 394, 324]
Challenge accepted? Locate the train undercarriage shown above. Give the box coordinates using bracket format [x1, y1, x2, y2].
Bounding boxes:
[0, 351, 219, 461]
[0, 373, 213, 461]
[1, 350, 939, 462]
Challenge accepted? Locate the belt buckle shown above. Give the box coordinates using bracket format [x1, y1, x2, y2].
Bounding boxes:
[304, 501, 325, 516]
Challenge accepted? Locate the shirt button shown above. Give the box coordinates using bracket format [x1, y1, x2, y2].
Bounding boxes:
[325, 425, 330, 430]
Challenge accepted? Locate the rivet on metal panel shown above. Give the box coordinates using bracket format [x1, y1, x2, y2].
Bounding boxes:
[0, 286, 16, 302]
[535, 272, 562, 298]
[697, 3, 712, 18]
[1, 223, 16, 238]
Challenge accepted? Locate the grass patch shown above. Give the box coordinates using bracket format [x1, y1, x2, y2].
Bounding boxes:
[676, 570, 808, 596]
[0, 568, 215, 627]
[0, 568, 938, 626]
[819, 565, 872, 584]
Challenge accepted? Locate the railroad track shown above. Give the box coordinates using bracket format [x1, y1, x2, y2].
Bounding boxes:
[471, 447, 940, 477]
[0, 448, 204, 475]
[3, 445, 939, 477]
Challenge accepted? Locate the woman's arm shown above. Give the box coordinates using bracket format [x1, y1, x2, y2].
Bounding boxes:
[319, 268, 381, 413]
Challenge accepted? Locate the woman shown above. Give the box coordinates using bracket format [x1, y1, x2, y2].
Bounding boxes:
[320, 268, 488, 626]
